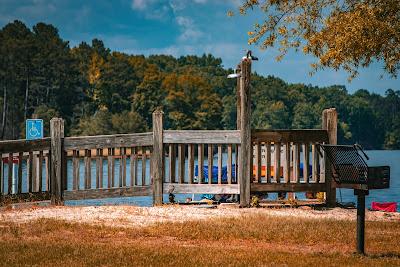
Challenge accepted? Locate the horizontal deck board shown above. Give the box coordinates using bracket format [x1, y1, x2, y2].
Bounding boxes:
[63, 186, 152, 200]
[164, 130, 241, 144]
[252, 130, 329, 143]
[164, 183, 240, 194]
[0, 138, 51, 154]
[64, 132, 153, 150]
[251, 182, 326, 192]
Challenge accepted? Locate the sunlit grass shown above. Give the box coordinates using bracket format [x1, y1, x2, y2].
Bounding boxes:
[0, 214, 399, 266]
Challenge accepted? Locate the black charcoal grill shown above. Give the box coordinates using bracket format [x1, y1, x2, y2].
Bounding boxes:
[319, 144, 391, 254]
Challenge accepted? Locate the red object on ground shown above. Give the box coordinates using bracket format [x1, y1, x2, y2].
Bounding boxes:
[371, 202, 397, 212]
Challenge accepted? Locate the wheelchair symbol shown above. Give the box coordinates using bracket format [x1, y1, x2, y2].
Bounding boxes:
[29, 123, 40, 137]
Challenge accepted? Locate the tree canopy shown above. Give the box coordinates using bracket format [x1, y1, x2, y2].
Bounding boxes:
[233, 0, 400, 79]
[0, 20, 399, 149]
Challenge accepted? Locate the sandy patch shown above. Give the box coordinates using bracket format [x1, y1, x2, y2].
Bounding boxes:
[1, 205, 399, 228]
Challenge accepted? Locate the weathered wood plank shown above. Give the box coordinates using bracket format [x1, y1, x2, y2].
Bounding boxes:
[266, 142, 271, 183]
[217, 145, 222, 185]
[38, 151, 43, 192]
[255, 142, 261, 183]
[141, 148, 146, 186]
[164, 130, 240, 144]
[98, 149, 104, 188]
[208, 144, 213, 184]
[28, 152, 33, 192]
[198, 144, 203, 184]
[252, 130, 329, 144]
[239, 58, 251, 207]
[8, 153, 13, 194]
[274, 143, 281, 183]
[303, 143, 310, 183]
[32, 153, 37, 192]
[64, 186, 152, 200]
[322, 107, 338, 207]
[168, 144, 175, 183]
[177, 144, 185, 184]
[312, 143, 319, 183]
[64, 132, 153, 150]
[107, 148, 112, 188]
[227, 144, 232, 185]
[0, 138, 51, 154]
[112, 148, 115, 187]
[45, 155, 50, 191]
[293, 143, 300, 183]
[18, 152, 23, 194]
[84, 149, 91, 189]
[283, 143, 290, 183]
[50, 118, 64, 204]
[164, 183, 239, 195]
[152, 110, 163, 205]
[73, 150, 79, 190]
[251, 183, 326, 193]
[130, 147, 137, 186]
[188, 144, 194, 184]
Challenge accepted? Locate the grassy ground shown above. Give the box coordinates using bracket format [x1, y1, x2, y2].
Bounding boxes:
[0, 214, 399, 266]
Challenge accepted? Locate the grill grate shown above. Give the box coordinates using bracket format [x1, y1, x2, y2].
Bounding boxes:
[319, 144, 368, 184]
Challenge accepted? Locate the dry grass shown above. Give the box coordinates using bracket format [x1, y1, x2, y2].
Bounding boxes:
[0, 214, 399, 266]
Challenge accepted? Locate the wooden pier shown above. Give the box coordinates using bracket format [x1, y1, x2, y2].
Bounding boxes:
[0, 58, 338, 207]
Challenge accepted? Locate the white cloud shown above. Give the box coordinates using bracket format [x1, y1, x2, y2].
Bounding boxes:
[131, 0, 148, 10]
[175, 16, 203, 41]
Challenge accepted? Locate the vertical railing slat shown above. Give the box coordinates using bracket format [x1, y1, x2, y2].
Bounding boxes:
[8, 153, 13, 194]
[119, 148, 123, 188]
[274, 143, 281, 183]
[293, 143, 300, 183]
[312, 143, 319, 183]
[28, 152, 33, 192]
[99, 149, 103, 188]
[198, 144, 204, 184]
[188, 144, 194, 184]
[284, 143, 290, 183]
[38, 151, 43, 192]
[208, 144, 213, 184]
[141, 147, 146, 186]
[73, 150, 79, 190]
[266, 142, 271, 183]
[130, 147, 137, 186]
[178, 144, 185, 184]
[168, 144, 175, 183]
[227, 144, 232, 184]
[18, 152, 23, 194]
[303, 143, 310, 183]
[96, 149, 101, 189]
[84, 149, 91, 189]
[217, 144, 222, 185]
[255, 141, 261, 183]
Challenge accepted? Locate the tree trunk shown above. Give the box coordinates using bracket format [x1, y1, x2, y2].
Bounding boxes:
[1, 86, 7, 139]
[24, 70, 29, 121]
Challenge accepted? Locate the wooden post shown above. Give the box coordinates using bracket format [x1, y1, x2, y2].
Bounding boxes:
[50, 118, 64, 205]
[152, 110, 164, 205]
[322, 108, 338, 207]
[236, 64, 241, 130]
[239, 58, 251, 207]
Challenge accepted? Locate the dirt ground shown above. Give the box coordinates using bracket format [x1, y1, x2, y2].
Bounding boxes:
[1, 204, 399, 227]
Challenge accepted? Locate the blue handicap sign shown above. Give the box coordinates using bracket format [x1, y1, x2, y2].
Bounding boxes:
[26, 119, 44, 140]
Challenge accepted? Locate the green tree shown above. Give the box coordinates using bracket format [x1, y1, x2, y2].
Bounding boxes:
[234, 1, 400, 79]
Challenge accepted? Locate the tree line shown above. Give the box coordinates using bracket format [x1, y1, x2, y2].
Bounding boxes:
[0, 21, 399, 149]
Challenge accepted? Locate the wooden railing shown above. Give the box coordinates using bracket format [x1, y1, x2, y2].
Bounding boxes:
[63, 132, 154, 201]
[250, 130, 330, 193]
[162, 130, 241, 195]
[0, 108, 337, 207]
[0, 138, 51, 203]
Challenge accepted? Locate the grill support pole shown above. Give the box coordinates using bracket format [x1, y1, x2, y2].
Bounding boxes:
[355, 189, 367, 254]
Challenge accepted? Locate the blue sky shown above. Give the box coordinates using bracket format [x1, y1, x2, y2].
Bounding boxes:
[1, 0, 398, 94]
